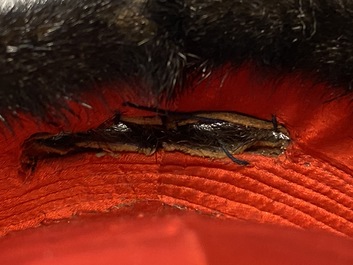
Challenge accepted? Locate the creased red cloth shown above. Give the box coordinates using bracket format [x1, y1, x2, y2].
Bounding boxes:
[0, 66, 353, 263]
[1, 215, 353, 265]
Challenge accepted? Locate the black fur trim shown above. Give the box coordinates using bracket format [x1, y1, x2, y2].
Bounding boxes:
[0, 0, 352, 120]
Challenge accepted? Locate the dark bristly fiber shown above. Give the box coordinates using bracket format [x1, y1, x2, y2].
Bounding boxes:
[19, 111, 290, 174]
[0, 0, 353, 121]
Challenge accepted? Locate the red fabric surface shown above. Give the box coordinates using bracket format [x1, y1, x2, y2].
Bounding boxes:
[0, 66, 353, 263]
[1, 215, 353, 265]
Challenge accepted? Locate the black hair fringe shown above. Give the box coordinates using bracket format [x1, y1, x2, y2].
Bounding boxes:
[0, 0, 353, 121]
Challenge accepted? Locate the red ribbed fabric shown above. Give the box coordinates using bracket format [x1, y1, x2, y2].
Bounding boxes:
[0, 66, 352, 263]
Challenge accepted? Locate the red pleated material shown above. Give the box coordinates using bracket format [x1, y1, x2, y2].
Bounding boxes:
[0, 66, 353, 263]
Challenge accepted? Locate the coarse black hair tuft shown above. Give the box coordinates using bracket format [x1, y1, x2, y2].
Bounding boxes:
[0, 0, 353, 121]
